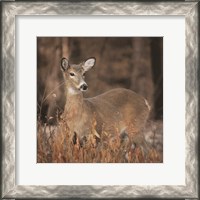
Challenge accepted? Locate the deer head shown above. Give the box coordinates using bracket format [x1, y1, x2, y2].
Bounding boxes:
[61, 57, 96, 95]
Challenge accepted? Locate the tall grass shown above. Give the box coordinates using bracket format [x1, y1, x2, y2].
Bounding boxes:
[37, 116, 162, 163]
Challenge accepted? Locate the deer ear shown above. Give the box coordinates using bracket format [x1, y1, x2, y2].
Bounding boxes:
[83, 57, 96, 72]
[61, 58, 69, 71]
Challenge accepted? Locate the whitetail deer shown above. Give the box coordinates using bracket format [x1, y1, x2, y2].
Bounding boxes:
[61, 57, 150, 148]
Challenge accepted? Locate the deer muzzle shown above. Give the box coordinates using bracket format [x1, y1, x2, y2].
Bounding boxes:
[80, 83, 88, 91]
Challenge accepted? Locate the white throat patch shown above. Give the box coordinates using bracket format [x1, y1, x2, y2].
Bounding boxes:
[67, 87, 80, 95]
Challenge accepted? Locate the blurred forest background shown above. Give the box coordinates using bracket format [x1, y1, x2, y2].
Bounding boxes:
[37, 37, 163, 123]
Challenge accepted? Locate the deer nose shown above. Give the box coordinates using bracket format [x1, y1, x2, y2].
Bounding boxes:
[80, 83, 88, 91]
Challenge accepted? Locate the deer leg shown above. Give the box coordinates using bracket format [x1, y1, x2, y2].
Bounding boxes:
[124, 125, 151, 162]
[131, 132, 151, 161]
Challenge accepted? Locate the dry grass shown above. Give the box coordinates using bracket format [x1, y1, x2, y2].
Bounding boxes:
[37, 116, 162, 163]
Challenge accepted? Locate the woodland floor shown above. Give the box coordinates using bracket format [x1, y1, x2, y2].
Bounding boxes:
[37, 119, 163, 163]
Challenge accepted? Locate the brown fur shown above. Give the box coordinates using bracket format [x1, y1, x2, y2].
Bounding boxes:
[61, 58, 150, 146]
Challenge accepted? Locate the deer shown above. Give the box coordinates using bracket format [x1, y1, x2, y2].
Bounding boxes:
[60, 57, 151, 152]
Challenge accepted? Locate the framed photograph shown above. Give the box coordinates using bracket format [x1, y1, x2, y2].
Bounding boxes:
[1, 1, 199, 199]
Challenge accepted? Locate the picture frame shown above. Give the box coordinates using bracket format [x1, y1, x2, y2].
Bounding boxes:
[1, 1, 199, 199]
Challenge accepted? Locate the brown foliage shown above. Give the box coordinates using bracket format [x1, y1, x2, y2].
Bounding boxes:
[37, 117, 162, 163]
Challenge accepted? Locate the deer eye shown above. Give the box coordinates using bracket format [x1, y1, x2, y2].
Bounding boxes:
[69, 72, 75, 77]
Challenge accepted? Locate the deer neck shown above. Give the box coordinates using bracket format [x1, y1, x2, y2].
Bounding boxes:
[64, 89, 84, 119]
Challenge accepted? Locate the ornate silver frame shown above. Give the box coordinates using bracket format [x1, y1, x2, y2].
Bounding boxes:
[1, 1, 199, 199]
